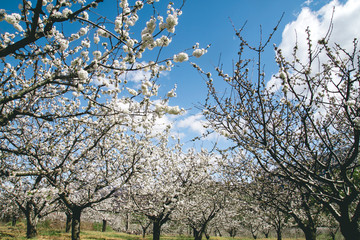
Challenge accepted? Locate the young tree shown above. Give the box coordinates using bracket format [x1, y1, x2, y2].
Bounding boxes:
[132, 212, 152, 238]
[177, 180, 228, 240]
[0, 173, 22, 227]
[128, 141, 215, 240]
[219, 151, 277, 239]
[46, 116, 162, 240]
[200, 21, 360, 240]
[260, 205, 289, 240]
[1, 175, 59, 238]
[254, 170, 321, 240]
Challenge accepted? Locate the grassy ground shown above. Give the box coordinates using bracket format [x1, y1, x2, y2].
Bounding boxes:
[0, 221, 305, 240]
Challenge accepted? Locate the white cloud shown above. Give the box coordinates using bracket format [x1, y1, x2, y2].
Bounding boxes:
[153, 114, 173, 133]
[268, 0, 360, 95]
[123, 70, 152, 83]
[177, 113, 207, 136]
[279, 0, 360, 61]
[175, 113, 229, 144]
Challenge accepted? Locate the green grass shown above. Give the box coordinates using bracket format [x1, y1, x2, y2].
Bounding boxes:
[0, 221, 306, 240]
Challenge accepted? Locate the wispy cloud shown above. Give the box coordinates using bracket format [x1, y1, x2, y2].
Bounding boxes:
[302, 0, 313, 7]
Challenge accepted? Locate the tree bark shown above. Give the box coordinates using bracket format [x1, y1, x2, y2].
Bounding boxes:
[303, 227, 316, 240]
[250, 225, 258, 239]
[228, 228, 236, 237]
[293, 224, 316, 240]
[71, 208, 82, 240]
[153, 219, 161, 240]
[276, 228, 282, 240]
[149, 212, 171, 240]
[339, 219, 360, 240]
[141, 222, 150, 238]
[65, 211, 72, 233]
[193, 228, 203, 240]
[102, 219, 107, 232]
[22, 203, 38, 239]
[291, 212, 317, 240]
[25, 214, 37, 239]
[125, 212, 129, 232]
[142, 228, 146, 238]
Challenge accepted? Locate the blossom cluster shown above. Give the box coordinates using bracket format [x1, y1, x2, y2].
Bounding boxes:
[1, 11, 23, 32]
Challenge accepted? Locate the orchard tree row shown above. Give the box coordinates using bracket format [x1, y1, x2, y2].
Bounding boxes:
[0, 1, 359, 240]
[0, 144, 342, 240]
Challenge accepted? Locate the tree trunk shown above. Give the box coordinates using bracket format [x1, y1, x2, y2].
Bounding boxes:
[296, 224, 316, 240]
[193, 228, 203, 240]
[153, 219, 161, 240]
[65, 211, 72, 233]
[294, 217, 316, 240]
[142, 228, 146, 238]
[12, 215, 17, 226]
[25, 212, 37, 239]
[230, 228, 237, 237]
[303, 228, 316, 240]
[339, 220, 360, 240]
[215, 227, 222, 237]
[276, 228, 282, 240]
[141, 223, 150, 238]
[204, 230, 210, 240]
[102, 219, 107, 232]
[125, 212, 129, 232]
[71, 208, 82, 240]
[250, 225, 258, 239]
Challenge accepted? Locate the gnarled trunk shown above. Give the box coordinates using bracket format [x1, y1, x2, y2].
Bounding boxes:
[296, 224, 316, 240]
[71, 207, 82, 240]
[25, 213, 37, 239]
[215, 227, 222, 237]
[18, 201, 39, 239]
[149, 212, 171, 240]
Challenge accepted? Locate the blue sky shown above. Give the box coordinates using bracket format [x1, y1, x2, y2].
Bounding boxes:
[165, 0, 347, 110]
[151, 0, 359, 149]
